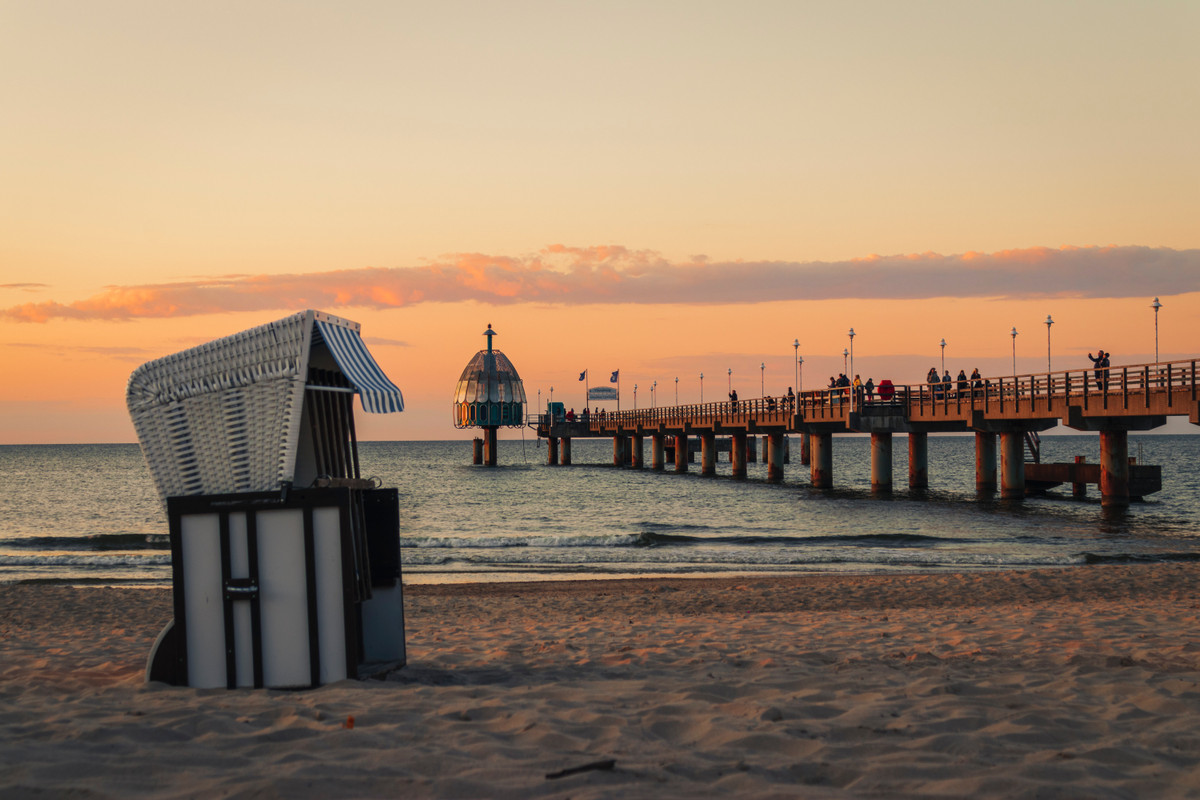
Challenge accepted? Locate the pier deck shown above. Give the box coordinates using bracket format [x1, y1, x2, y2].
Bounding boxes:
[533, 358, 1198, 506]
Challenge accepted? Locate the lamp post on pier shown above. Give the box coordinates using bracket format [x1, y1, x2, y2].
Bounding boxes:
[550, 385, 554, 405]
[1045, 315, 1054, 372]
[674, 376, 678, 404]
[1152, 297, 1162, 364]
[939, 338, 946, 374]
[842, 348, 849, 374]
[699, 373, 704, 404]
[793, 338, 800, 391]
[634, 384, 637, 409]
[652, 380, 657, 408]
[727, 368, 732, 396]
[760, 362, 765, 397]
[848, 328, 856, 378]
[797, 356, 803, 392]
[1010, 327, 1018, 376]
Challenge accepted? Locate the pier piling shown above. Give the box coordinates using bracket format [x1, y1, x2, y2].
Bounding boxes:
[674, 434, 688, 473]
[975, 432, 997, 493]
[908, 432, 928, 490]
[731, 431, 747, 478]
[1099, 430, 1130, 507]
[871, 432, 893, 493]
[1000, 431, 1025, 499]
[811, 432, 833, 488]
[767, 431, 784, 482]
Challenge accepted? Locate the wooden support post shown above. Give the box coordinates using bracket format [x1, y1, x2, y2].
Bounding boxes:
[674, 434, 688, 473]
[1099, 430, 1130, 507]
[811, 432, 833, 488]
[908, 432, 928, 490]
[613, 436, 626, 467]
[731, 431, 747, 479]
[1000, 431, 1025, 499]
[1073, 455, 1087, 498]
[547, 436, 559, 466]
[651, 434, 664, 471]
[747, 436, 757, 463]
[700, 432, 716, 476]
[800, 432, 810, 465]
[561, 437, 572, 466]
[767, 431, 785, 482]
[871, 431, 893, 493]
[472, 437, 482, 465]
[631, 435, 644, 470]
[975, 432, 997, 493]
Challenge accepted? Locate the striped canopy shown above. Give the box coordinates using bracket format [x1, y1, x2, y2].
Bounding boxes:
[314, 319, 404, 413]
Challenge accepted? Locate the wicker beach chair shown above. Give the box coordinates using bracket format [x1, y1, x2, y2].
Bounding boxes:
[127, 310, 407, 689]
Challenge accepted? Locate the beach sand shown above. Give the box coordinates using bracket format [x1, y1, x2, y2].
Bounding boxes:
[4, 564, 1200, 798]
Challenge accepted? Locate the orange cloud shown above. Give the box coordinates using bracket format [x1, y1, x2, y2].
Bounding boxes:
[3, 245, 1197, 323]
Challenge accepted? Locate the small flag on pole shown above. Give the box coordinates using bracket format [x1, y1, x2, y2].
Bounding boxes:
[579, 370, 586, 381]
[610, 370, 619, 383]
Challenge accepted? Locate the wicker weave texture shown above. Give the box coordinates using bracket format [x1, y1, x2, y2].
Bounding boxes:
[127, 312, 312, 501]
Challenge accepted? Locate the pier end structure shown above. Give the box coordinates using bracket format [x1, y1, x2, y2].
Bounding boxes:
[452, 324, 526, 467]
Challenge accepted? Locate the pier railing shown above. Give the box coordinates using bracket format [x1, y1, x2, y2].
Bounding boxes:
[533, 357, 1198, 435]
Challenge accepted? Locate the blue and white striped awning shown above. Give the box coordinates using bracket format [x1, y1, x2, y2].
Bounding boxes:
[315, 319, 405, 414]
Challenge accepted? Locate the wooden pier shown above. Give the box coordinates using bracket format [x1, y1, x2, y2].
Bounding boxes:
[535, 358, 1199, 507]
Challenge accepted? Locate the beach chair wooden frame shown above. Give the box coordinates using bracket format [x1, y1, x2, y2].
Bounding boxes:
[148, 488, 405, 690]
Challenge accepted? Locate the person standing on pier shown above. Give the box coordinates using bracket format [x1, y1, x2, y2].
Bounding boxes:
[956, 369, 968, 398]
[1088, 350, 1111, 391]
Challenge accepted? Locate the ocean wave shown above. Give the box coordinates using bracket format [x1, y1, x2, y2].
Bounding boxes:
[0, 533, 169, 552]
[401, 530, 965, 550]
[0, 553, 172, 568]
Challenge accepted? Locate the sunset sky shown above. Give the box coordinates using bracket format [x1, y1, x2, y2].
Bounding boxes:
[3, 1, 1198, 443]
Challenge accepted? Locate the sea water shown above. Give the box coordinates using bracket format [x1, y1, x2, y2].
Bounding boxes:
[1, 435, 1198, 586]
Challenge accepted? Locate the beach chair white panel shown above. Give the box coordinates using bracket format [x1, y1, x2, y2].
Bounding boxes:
[178, 513, 226, 690]
[257, 509, 316, 689]
[313, 506, 349, 685]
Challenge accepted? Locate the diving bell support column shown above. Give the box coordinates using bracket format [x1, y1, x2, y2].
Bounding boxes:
[547, 436, 559, 466]
[484, 427, 498, 467]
